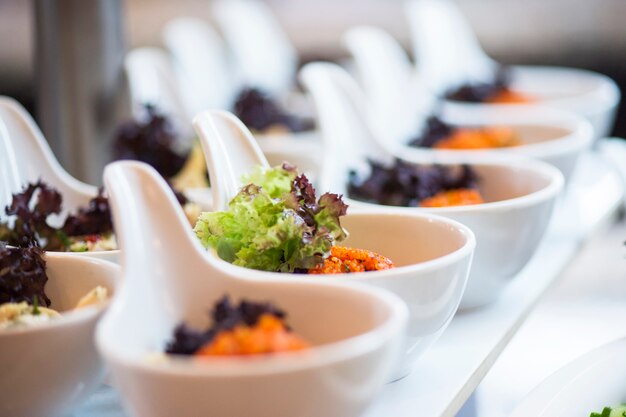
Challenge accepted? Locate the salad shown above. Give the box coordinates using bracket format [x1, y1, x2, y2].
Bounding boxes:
[0, 244, 108, 329]
[233, 87, 314, 135]
[194, 163, 395, 273]
[0, 181, 115, 252]
[113, 104, 210, 190]
[0, 180, 199, 253]
[166, 295, 309, 356]
[348, 159, 484, 208]
[445, 66, 534, 104]
[591, 405, 626, 417]
[409, 116, 521, 150]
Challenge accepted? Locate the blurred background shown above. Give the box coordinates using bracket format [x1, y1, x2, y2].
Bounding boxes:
[2, 0, 625, 131]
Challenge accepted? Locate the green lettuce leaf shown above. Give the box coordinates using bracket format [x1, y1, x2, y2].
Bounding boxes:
[194, 164, 348, 272]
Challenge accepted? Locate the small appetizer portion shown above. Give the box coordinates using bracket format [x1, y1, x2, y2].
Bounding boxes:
[233, 87, 314, 134]
[113, 104, 190, 179]
[0, 181, 115, 252]
[113, 104, 210, 190]
[590, 405, 626, 417]
[445, 67, 534, 104]
[409, 117, 520, 150]
[0, 244, 108, 330]
[194, 163, 394, 273]
[0, 178, 200, 252]
[348, 159, 484, 208]
[165, 295, 310, 356]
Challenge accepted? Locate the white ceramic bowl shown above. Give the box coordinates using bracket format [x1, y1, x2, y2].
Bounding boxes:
[339, 158, 564, 309]
[509, 337, 626, 417]
[0, 253, 117, 417]
[0, 96, 120, 263]
[403, 107, 593, 183]
[98, 161, 410, 417]
[443, 66, 620, 142]
[213, 210, 475, 378]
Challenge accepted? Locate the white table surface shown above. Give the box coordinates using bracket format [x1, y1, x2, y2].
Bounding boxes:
[73, 150, 625, 417]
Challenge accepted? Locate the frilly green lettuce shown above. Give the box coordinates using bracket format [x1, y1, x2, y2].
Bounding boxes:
[194, 164, 348, 272]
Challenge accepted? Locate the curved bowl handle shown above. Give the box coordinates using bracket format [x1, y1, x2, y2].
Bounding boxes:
[104, 161, 210, 286]
[0, 96, 96, 211]
[193, 110, 269, 211]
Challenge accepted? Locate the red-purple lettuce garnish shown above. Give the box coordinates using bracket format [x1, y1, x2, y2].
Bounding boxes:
[194, 164, 348, 272]
[62, 188, 113, 237]
[0, 181, 113, 251]
[112, 104, 188, 178]
[445, 66, 512, 103]
[233, 87, 314, 133]
[348, 159, 479, 207]
[0, 243, 51, 307]
[407, 116, 455, 148]
[166, 295, 287, 355]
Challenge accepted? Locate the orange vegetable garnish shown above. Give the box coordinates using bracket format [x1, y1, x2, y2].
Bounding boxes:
[309, 246, 395, 274]
[486, 89, 535, 104]
[194, 314, 310, 356]
[434, 127, 521, 150]
[419, 189, 484, 208]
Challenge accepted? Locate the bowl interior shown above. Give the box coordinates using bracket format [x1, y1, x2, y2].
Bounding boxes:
[44, 254, 116, 312]
[472, 164, 555, 203]
[512, 67, 604, 100]
[101, 267, 397, 360]
[340, 213, 468, 267]
[509, 124, 572, 145]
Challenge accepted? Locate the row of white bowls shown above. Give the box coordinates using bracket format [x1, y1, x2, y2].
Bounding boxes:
[0, 92, 569, 417]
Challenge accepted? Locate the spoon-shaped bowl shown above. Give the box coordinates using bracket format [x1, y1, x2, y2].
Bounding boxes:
[193, 110, 475, 377]
[124, 47, 194, 141]
[98, 161, 409, 417]
[300, 62, 565, 309]
[509, 337, 626, 417]
[211, 0, 298, 96]
[163, 17, 236, 113]
[343, 27, 593, 182]
[0, 253, 117, 417]
[405, 0, 620, 140]
[0, 96, 119, 262]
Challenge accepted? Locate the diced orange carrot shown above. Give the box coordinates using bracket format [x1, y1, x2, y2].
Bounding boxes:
[195, 314, 310, 356]
[486, 89, 535, 104]
[434, 127, 520, 150]
[419, 189, 484, 208]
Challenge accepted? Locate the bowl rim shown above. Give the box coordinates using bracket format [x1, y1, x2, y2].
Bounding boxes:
[46, 249, 120, 260]
[347, 157, 564, 214]
[406, 109, 593, 160]
[442, 65, 621, 114]
[0, 253, 117, 337]
[97, 278, 409, 377]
